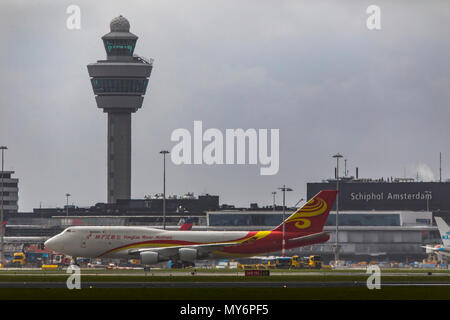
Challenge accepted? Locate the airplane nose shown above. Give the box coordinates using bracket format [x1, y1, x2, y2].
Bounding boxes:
[44, 237, 54, 250]
[45, 236, 61, 252]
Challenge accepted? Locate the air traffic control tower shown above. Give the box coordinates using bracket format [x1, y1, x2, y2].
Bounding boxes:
[87, 16, 153, 203]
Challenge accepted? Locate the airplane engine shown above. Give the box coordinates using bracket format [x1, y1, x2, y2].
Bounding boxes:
[178, 248, 197, 262]
[140, 251, 159, 265]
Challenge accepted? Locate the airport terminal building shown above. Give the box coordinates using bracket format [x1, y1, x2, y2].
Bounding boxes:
[205, 177, 448, 262]
[307, 177, 450, 217]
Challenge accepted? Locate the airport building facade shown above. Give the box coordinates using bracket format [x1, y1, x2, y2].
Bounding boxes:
[0, 171, 19, 214]
[303, 177, 449, 261]
[307, 177, 450, 223]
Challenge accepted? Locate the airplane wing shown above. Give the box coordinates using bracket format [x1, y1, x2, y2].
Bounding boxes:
[127, 241, 243, 259]
[421, 245, 440, 251]
[421, 245, 450, 253]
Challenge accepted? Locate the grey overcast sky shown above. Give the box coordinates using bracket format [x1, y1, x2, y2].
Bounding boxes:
[0, 0, 449, 211]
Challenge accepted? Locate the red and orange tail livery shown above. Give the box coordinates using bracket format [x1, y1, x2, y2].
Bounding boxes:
[273, 190, 337, 234]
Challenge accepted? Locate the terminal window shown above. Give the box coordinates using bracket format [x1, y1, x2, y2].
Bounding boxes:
[325, 214, 400, 226]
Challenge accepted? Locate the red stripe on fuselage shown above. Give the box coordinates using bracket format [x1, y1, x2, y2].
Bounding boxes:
[221, 232, 330, 255]
[99, 231, 329, 257]
[99, 232, 253, 257]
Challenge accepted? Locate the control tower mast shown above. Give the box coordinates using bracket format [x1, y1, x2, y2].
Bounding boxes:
[87, 16, 153, 203]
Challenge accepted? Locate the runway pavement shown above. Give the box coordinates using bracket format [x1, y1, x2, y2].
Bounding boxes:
[0, 281, 449, 289]
[2, 271, 450, 277]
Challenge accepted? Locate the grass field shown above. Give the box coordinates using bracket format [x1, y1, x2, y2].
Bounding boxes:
[0, 286, 449, 300]
[0, 268, 448, 300]
[0, 274, 449, 283]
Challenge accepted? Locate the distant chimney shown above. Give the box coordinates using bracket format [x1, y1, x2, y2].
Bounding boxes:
[356, 167, 359, 179]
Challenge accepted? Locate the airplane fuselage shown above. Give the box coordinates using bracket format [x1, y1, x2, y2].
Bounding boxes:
[45, 226, 328, 260]
[44, 190, 338, 263]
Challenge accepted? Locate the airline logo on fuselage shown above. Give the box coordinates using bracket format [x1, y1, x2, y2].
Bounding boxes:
[85, 233, 173, 241]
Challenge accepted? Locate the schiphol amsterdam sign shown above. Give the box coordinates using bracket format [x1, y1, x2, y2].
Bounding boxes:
[350, 191, 432, 202]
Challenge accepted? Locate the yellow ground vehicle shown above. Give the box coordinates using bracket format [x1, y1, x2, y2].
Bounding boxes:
[12, 252, 26, 266]
[241, 255, 323, 270]
[273, 257, 293, 269]
[239, 263, 269, 270]
[270, 256, 309, 269]
[290, 256, 306, 268]
[291, 255, 322, 269]
[307, 255, 322, 269]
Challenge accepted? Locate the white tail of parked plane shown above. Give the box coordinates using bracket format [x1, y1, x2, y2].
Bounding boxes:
[435, 217, 450, 248]
[422, 217, 450, 258]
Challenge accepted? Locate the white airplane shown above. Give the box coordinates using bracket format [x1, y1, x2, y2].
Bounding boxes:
[44, 190, 337, 265]
[423, 217, 450, 259]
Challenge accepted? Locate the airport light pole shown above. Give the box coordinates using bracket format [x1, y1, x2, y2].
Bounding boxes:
[65, 193, 71, 217]
[333, 153, 343, 266]
[160, 150, 170, 230]
[278, 185, 293, 257]
[0, 146, 7, 266]
[272, 191, 276, 211]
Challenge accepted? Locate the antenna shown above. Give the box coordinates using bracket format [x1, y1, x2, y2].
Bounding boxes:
[344, 159, 347, 177]
[440, 152, 442, 182]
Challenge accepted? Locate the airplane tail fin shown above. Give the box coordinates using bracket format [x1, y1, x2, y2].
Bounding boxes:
[272, 190, 337, 234]
[435, 217, 450, 248]
[179, 223, 193, 230]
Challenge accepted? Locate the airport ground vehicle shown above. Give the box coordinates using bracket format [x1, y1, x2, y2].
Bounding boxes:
[295, 255, 322, 269]
[275, 255, 322, 269]
[11, 245, 72, 267]
[274, 257, 293, 269]
[239, 255, 323, 270]
[168, 260, 195, 268]
[239, 262, 269, 270]
[50, 253, 72, 266]
[11, 251, 47, 267]
[12, 252, 26, 266]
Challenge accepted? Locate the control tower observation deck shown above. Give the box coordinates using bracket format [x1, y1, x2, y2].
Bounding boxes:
[87, 16, 153, 203]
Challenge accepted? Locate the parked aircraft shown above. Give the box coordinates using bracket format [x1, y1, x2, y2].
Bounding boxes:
[45, 190, 337, 265]
[423, 217, 450, 260]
